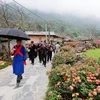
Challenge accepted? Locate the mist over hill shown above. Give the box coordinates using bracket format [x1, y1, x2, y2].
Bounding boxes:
[27, 8, 100, 37]
[34, 9, 100, 26]
[1, 2, 100, 38]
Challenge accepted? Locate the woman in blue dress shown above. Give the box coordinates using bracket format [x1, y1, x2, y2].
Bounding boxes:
[12, 39, 27, 86]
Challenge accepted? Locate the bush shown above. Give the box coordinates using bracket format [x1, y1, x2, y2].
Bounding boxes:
[46, 42, 100, 100]
[45, 89, 62, 100]
[62, 52, 76, 65]
[46, 58, 100, 100]
[52, 52, 66, 68]
[60, 45, 72, 52]
[66, 42, 81, 47]
[52, 51, 76, 68]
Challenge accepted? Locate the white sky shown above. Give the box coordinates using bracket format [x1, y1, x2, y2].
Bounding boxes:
[6, 0, 100, 19]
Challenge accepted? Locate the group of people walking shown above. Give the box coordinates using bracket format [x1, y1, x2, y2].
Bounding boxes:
[27, 40, 58, 67]
[11, 39, 60, 86]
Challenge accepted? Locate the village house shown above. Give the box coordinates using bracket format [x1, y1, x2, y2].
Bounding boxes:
[25, 31, 64, 44]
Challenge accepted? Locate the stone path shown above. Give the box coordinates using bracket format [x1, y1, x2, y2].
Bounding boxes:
[0, 58, 52, 100]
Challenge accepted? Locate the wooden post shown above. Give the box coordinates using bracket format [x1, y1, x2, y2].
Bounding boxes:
[48, 30, 50, 43]
[8, 39, 11, 61]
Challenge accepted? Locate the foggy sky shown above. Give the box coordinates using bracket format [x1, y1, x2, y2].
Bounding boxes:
[7, 0, 100, 19]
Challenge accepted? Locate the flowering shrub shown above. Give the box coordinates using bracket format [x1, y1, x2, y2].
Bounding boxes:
[52, 51, 76, 68]
[60, 45, 72, 51]
[46, 55, 100, 100]
[45, 43, 100, 100]
[66, 42, 81, 47]
[52, 52, 66, 68]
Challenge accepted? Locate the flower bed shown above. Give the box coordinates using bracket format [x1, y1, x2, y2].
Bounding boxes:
[45, 46, 100, 100]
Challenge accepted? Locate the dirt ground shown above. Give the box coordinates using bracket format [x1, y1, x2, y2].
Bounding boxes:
[0, 61, 5, 65]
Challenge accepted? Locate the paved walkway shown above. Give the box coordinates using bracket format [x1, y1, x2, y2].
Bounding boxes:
[0, 58, 52, 100]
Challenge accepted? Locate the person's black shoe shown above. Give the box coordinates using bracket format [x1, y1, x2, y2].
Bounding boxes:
[21, 76, 23, 80]
[44, 65, 46, 67]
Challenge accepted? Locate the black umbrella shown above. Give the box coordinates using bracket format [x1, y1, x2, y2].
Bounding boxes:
[0, 28, 30, 40]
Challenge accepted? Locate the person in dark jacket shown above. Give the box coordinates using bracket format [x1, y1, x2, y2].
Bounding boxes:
[47, 43, 53, 62]
[30, 41, 37, 65]
[37, 41, 43, 63]
[41, 44, 48, 67]
[11, 39, 27, 86]
[27, 44, 31, 60]
[52, 43, 56, 53]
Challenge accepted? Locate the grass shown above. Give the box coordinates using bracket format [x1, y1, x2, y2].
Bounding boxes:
[0, 62, 11, 70]
[82, 49, 100, 59]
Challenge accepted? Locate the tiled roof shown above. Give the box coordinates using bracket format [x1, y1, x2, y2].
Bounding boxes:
[25, 31, 56, 36]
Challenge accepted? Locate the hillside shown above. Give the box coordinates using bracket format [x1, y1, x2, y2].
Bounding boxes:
[0, 2, 100, 38]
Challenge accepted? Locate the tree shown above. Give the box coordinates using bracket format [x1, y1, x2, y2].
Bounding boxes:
[72, 32, 79, 37]
[87, 25, 98, 39]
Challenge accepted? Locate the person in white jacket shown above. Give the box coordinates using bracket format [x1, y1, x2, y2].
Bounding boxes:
[55, 42, 60, 53]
